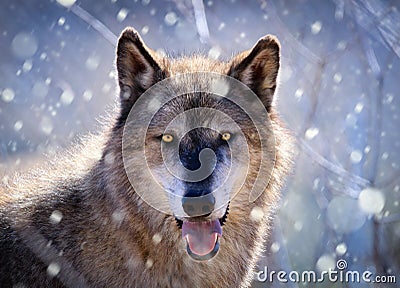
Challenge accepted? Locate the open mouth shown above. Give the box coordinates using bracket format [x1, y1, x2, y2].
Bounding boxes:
[182, 219, 222, 261]
[176, 204, 229, 261]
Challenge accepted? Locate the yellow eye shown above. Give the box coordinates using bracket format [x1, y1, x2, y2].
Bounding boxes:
[162, 134, 174, 143]
[221, 132, 231, 141]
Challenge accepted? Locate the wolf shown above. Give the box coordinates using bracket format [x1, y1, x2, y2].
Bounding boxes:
[0, 27, 293, 287]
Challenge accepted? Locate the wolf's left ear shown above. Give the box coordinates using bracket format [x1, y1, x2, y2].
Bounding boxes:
[116, 27, 166, 109]
[228, 35, 280, 112]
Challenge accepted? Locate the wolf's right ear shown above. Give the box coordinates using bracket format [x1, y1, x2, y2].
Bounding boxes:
[116, 27, 167, 110]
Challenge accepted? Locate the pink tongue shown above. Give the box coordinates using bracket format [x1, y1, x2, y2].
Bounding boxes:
[182, 220, 222, 256]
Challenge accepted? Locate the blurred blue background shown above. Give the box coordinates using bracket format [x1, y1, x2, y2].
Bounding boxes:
[0, 0, 399, 287]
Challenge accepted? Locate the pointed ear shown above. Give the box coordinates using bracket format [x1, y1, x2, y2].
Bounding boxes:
[116, 27, 167, 110]
[228, 35, 280, 112]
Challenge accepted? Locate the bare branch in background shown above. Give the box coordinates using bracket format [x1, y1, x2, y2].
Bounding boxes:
[192, 0, 210, 44]
[70, 5, 117, 46]
[297, 138, 371, 190]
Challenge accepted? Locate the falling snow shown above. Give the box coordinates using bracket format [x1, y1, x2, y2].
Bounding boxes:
[350, 150, 363, 164]
[152, 233, 162, 245]
[316, 254, 335, 272]
[305, 127, 319, 140]
[82, 90, 93, 102]
[58, 17, 66, 26]
[14, 121, 23, 131]
[164, 12, 178, 26]
[49, 210, 63, 224]
[145, 258, 154, 269]
[270, 242, 280, 253]
[1, 88, 15, 102]
[385, 93, 394, 104]
[337, 41, 347, 50]
[354, 102, 364, 113]
[294, 88, 303, 100]
[346, 113, 357, 126]
[141, 26, 150, 35]
[112, 209, 125, 225]
[32, 81, 49, 98]
[294, 221, 303, 231]
[22, 60, 33, 72]
[333, 73, 342, 83]
[11, 32, 38, 58]
[311, 21, 322, 34]
[358, 187, 385, 215]
[211, 78, 230, 96]
[250, 206, 264, 222]
[327, 196, 366, 233]
[147, 97, 161, 111]
[208, 46, 221, 60]
[56, 0, 76, 8]
[104, 152, 115, 165]
[336, 243, 347, 256]
[117, 8, 129, 22]
[40, 116, 54, 135]
[60, 89, 75, 106]
[85, 55, 100, 71]
[47, 262, 61, 277]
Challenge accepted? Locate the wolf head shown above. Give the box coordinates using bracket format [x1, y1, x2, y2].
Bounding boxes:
[115, 27, 280, 261]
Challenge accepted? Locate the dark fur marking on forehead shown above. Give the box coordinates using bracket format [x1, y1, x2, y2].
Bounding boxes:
[146, 93, 254, 134]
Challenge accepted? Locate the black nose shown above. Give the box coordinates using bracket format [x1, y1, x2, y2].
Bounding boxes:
[182, 191, 215, 217]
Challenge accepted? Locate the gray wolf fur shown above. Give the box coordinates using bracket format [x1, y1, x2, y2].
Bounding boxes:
[0, 27, 293, 287]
